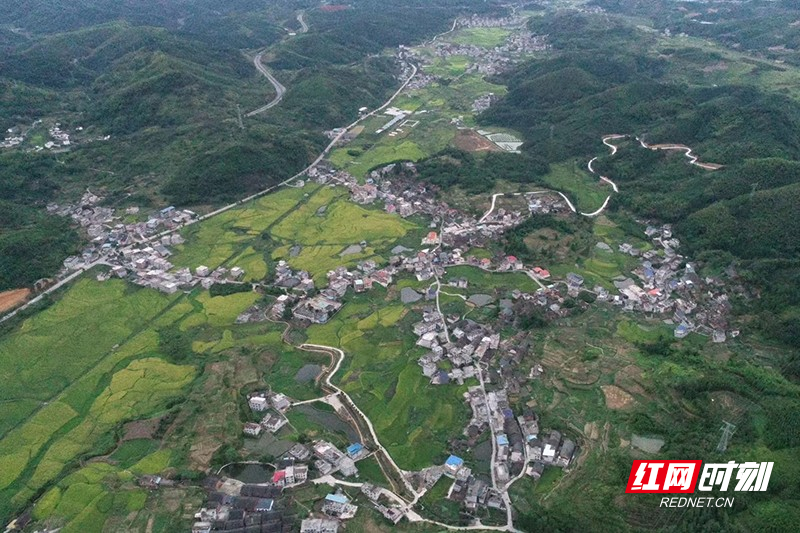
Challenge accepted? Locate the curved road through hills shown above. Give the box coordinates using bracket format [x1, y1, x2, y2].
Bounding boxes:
[0, 54, 420, 323]
[296, 11, 309, 33]
[246, 50, 287, 117]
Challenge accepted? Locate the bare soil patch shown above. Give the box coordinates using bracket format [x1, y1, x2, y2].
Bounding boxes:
[122, 417, 161, 441]
[614, 364, 647, 396]
[601, 385, 635, 410]
[0, 288, 30, 313]
[453, 130, 501, 152]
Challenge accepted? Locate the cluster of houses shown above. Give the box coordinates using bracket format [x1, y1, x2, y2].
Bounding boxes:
[1, 121, 85, 151]
[310, 440, 366, 477]
[243, 392, 292, 437]
[192, 436, 380, 532]
[414, 308, 498, 385]
[472, 93, 498, 113]
[527, 194, 571, 215]
[192, 478, 284, 533]
[457, 14, 528, 28]
[286, 261, 393, 324]
[1, 126, 25, 148]
[298, 468, 408, 530]
[44, 123, 71, 149]
[359, 482, 405, 524]
[50, 192, 253, 295]
[591, 224, 735, 341]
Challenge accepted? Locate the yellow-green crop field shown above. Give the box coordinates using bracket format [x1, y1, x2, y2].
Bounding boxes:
[32, 461, 149, 533]
[170, 184, 311, 271]
[447, 27, 513, 48]
[0, 278, 196, 520]
[306, 289, 471, 470]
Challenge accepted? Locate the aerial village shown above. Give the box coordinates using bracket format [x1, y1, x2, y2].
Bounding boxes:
[1, 120, 110, 150]
[176, 155, 734, 531]
[27, 14, 738, 533]
[44, 128, 736, 533]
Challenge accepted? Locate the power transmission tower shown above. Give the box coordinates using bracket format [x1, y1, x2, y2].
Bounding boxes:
[716, 421, 736, 453]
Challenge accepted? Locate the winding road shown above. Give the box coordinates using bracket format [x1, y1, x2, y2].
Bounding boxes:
[580, 134, 624, 217]
[636, 137, 723, 170]
[298, 343, 418, 497]
[245, 50, 287, 117]
[296, 11, 308, 33]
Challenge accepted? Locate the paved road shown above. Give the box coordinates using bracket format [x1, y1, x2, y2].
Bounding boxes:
[246, 51, 287, 117]
[297, 11, 308, 33]
[298, 343, 419, 497]
[0, 58, 423, 325]
[637, 137, 722, 170]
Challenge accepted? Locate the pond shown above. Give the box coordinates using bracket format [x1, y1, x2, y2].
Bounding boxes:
[295, 364, 322, 383]
[220, 462, 275, 484]
[295, 404, 360, 443]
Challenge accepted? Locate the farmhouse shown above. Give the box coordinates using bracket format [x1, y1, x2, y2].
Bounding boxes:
[243, 423, 262, 437]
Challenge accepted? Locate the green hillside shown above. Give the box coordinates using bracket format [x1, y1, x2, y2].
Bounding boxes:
[480, 9, 800, 350]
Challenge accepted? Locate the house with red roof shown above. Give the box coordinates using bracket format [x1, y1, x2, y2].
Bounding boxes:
[533, 267, 551, 279]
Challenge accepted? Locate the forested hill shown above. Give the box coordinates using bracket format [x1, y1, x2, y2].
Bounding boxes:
[0, 0, 291, 48]
[593, 0, 800, 67]
[0, 0, 512, 291]
[480, 8, 800, 350]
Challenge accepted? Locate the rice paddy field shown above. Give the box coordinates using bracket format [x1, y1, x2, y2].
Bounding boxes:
[305, 287, 472, 470]
[0, 278, 198, 520]
[328, 33, 513, 181]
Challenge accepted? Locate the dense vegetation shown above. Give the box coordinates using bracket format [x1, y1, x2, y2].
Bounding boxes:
[481, 8, 800, 350]
[410, 148, 549, 194]
[0, 154, 80, 290]
[593, 0, 800, 67]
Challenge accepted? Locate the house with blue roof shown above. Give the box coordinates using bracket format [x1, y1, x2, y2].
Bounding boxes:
[325, 493, 349, 505]
[322, 492, 358, 519]
[346, 442, 365, 459]
[497, 434, 509, 446]
[444, 455, 464, 477]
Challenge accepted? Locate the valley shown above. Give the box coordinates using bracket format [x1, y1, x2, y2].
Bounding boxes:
[1, 1, 800, 533]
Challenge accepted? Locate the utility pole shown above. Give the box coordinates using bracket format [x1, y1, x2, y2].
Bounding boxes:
[717, 421, 736, 453]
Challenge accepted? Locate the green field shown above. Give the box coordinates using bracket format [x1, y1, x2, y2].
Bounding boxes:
[448, 27, 513, 48]
[445, 265, 539, 293]
[330, 140, 428, 178]
[305, 290, 471, 469]
[0, 278, 198, 519]
[329, 64, 510, 180]
[540, 160, 610, 214]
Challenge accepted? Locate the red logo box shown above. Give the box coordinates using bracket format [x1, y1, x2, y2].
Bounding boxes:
[626, 460, 703, 493]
